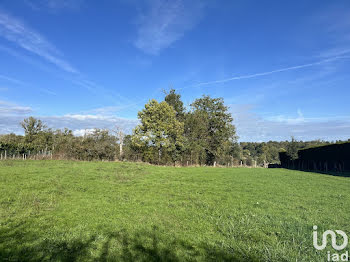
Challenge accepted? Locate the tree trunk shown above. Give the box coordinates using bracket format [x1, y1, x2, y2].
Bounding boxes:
[119, 143, 123, 159]
[158, 148, 161, 165]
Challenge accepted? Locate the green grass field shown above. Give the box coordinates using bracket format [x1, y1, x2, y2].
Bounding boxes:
[0, 160, 349, 261]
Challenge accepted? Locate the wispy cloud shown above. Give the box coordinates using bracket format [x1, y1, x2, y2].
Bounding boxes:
[0, 73, 26, 85]
[0, 10, 136, 107]
[0, 73, 57, 96]
[134, 0, 204, 54]
[318, 48, 350, 58]
[23, 0, 85, 12]
[180, 55, 350, 90]
[0, 9, 77, 73]
[310, 5, 350, 58]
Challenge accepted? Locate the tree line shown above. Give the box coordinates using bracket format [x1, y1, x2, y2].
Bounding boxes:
[1, 90, 348, 165]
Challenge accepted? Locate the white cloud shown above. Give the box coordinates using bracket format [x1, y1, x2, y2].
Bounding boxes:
[63, 114, 109, 121]
[134, 0, 204, 54]
[0, 100, 32, 115]
[41, 114, 139, 135]
[266, 109, 305, 125]
[72, 128, 96, 136]
[88, 106, 128, 115]
[230, 105, 350, 142]
[0, 9, 77, 73]
[0, 103, 138, 135]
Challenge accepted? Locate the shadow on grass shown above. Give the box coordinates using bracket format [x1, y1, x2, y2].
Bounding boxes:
[0, 221, 260, 262]
[279, 168, 350, 178]
[304, 170, 350, 178]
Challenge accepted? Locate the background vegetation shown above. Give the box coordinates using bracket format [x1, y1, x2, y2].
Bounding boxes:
[0, 90, 348, 166]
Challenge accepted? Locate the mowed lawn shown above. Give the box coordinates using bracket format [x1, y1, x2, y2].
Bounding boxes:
[0, 161, 349, 262]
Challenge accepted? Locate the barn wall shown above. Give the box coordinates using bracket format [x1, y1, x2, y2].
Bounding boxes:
[279, 143, 350, 173]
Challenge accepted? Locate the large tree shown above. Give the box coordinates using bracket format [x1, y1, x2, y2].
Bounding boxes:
[132, 99, 184, 165]
[189, 95, 237, 166]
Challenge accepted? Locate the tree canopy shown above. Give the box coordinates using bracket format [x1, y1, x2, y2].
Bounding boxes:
[132, 99, 184, 164]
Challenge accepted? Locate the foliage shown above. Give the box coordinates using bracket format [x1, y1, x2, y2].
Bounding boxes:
[130, 92, 239, 166]
[132, 99, 184, 164]
[21, 116, 46, 143]
[1, 118, 118, 161]
[164, 88, 185, 121]
[187, 95, 237, 165]
[286, 137, 299, 160]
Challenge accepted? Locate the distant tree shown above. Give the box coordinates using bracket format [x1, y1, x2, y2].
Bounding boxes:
[33, 129, 54, 153]
[78, 129, 117, 161]
[256, 143, 268, 166]
[242, 149, 251, 165]
[21, 117, 46, 143]
[265, 144, 279, 164]
[52, 128, 75, 158]
[21, 117, 46, 136]
[230, 142, 241, 160]
[132, 99, 184, 165]
[122, 134, 142, 161]
[286, 137, 299, 160]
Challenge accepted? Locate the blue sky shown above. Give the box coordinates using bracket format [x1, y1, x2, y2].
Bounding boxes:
[0, 0, 349, 141]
